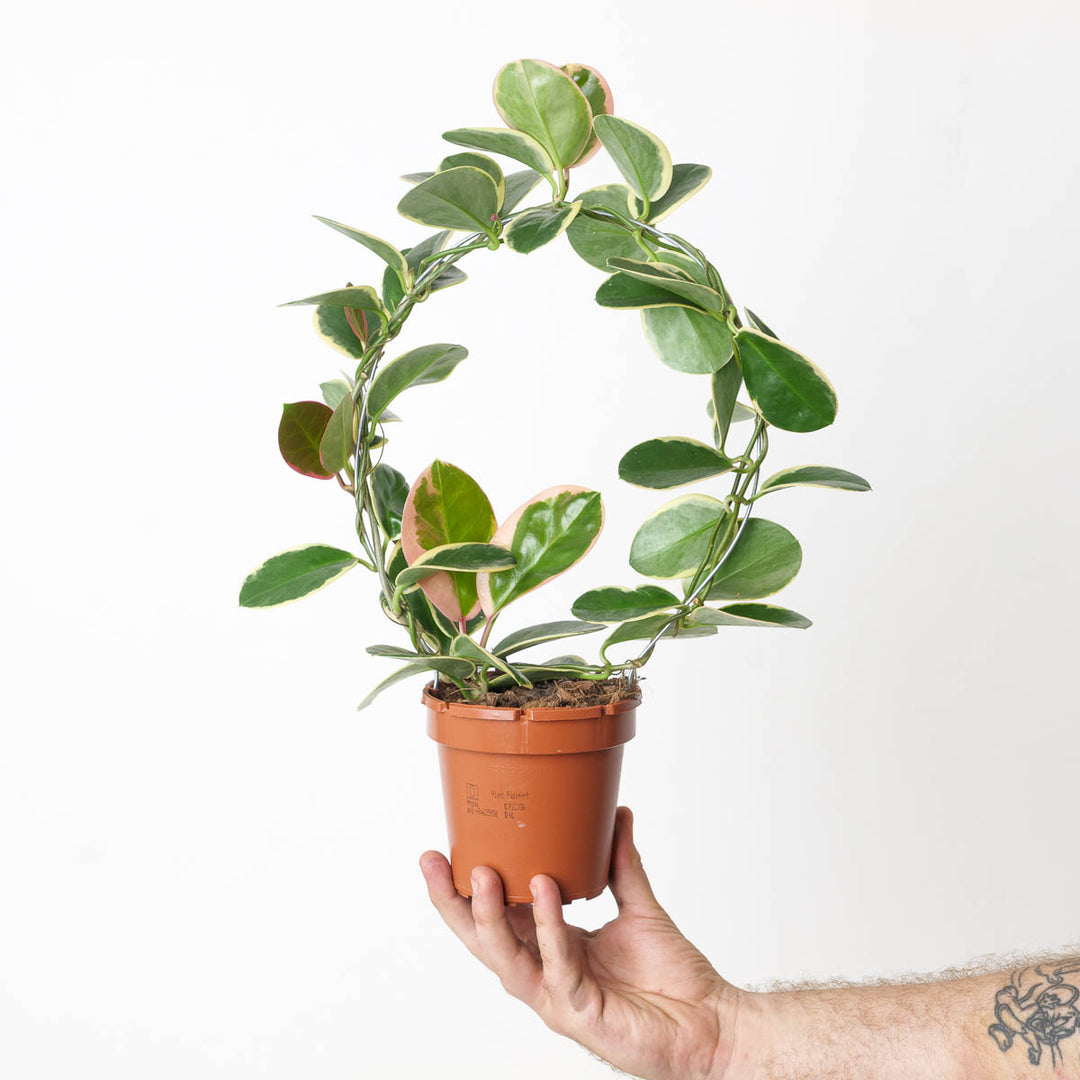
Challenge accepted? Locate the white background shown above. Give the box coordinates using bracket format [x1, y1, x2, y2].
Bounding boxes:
[4, 0, 1079, 1076]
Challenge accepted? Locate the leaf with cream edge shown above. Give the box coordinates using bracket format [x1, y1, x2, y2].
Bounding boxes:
[357, 659, 475, 711]
[633, 163, 712, 222]
[477, 486, 604, 618]
[755, 465, 872, 497]
[280, 285, 385, 328]
[735, 329, 838, 433]
[642, 305, 734, 375]
[318, 392, 356, 474]
[490, 620, 606, 658]
[450, 634, 531, 687]
[618, 437, 733, 489]
[239, 545, 359, 608]
[504, 202, 581, 254]
[493, 59, 592, 172]
[312, 217, 411, 287]
[437, 152, 505, 210]
[567, 184, 647, 271]
[685, 603, 812, 629]
[397, 167, 500, 236]
[701, 518, 802, 601]
[370, 463, 408, 541]
[595, 273, 700, 310]
[386, 542, 456, 652]
[592, 115, 673, 204]
[501, 170, 544, 214]
[571, 584, 680, 623]
[442, 127, 555, 179]
[278, 401, 335, 479]
[366, 343, 468, 420]
[314, 305, 367, 359]
[600, 612, 716, 664]
[629, 494, 728, 578]
[394, 543, 516, 590]
[709, 359, 744, 451]
[403, 231, 452, 275]
[401, 461, 497, 623]
[561, 62, 613, 165]
[606, 258, 726, 312]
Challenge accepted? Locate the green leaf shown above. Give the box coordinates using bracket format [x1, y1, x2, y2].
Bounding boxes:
[450, 634, 531, 687]
[280, 285, 385, 321]
[357, 659, 473, 711]
[744, 307, 779, 338]
[595, 273, 695, 310]
[634, 163, 712, 222]
[387, 543, 455, 652]
[566, 184, 643, 271]
[278, 401, 335, 479]
[629, 494, 728, 579]
[491, 620, 606, 658]
[504, 201, 581, 254]
[442, 127, 555, 178]
[606, 258, 725, 312]
[757, 465, 872, 497]
[438, 152, 505, 210]
[561, 62, 613, 165]
[239, 544, 358, 608]
[685, 603, 812, 629]
[501, 170, 544, 214]
[366, 644, 426, 659]
[703, 518, 802, 600]
[592, 115, 673, 203]
[382, 263, 405, 312]
[396, 543, 516, 589]
[314, 304, 367, 359]
[735, 329, 837, 433]
[493, 59, 592, 171]
[401, 172, 434, 183]
[320, 379, 351, 409]
[401, 461, 497, 623]
[371, 463, 409, 540]
[487, 658, 597, 690]
[571, 585, 680, 623]
[403, 231, 452, 275]
[366, 343, 468, 419]
[312, 217, 410, 286]
[642, 305, 734, 375]
[619, 437, 733, 489]
[318, 392, 356, 474]
[600, 612, 715, 663]
[479, 488, 604, 616]
[429, 265, 467, 292]
[397, 166, 500, 236]
[710, 360, 744, 450]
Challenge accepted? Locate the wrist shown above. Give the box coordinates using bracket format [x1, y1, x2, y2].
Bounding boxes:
[707, 984, 774, 1080]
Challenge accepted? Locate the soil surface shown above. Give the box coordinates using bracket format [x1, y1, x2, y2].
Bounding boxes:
[429, 677, 642, 710]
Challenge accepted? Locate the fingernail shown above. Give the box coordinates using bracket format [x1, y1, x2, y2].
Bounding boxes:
[470, 871, 480, 894]
[529, 880, 538, 900]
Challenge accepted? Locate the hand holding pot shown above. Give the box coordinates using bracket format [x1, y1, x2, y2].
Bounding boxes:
[420, 806, 742, 1080]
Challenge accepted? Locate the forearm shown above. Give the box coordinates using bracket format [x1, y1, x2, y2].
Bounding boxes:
[726, 957, 1080, 1080]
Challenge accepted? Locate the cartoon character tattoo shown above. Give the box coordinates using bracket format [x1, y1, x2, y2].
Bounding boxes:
[989, 961, 1080, 1066]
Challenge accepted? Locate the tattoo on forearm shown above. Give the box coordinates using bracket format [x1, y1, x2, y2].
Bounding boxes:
[988, 960, 1080, 1066]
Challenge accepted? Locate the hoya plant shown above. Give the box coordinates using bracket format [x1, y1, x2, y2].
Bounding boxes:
[239, 59, 870, 707]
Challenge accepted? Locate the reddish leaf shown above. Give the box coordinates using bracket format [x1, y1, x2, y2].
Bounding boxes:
[278, 401, 334, 479]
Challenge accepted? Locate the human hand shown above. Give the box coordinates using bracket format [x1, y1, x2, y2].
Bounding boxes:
[419, 806, 744, 1080]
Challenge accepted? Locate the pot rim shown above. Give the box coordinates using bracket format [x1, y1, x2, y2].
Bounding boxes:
[422, 684, 640, 723]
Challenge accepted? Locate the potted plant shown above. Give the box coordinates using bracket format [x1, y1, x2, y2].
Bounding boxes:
[239, 58, 870, 905]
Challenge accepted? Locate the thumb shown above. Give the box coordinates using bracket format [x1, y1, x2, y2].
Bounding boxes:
[608, 806, 665, 917]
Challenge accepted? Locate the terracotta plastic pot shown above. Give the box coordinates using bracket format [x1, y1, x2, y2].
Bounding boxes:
[424, 686, 638, 905]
